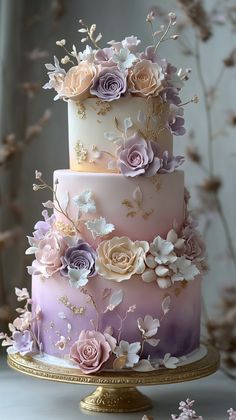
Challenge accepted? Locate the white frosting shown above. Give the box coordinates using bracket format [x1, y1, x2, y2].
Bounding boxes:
[68, 97, 172, 172]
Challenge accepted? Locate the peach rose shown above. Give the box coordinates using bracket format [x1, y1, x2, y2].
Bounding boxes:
[96, 236, 149, 281]
[35, 230, 66, 278]
[70, 330, 116, 374]
[62, 61, 95, 101]
[128, 59, 165, 97]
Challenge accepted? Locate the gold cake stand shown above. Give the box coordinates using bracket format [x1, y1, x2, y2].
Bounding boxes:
[7, 343, 219, 413]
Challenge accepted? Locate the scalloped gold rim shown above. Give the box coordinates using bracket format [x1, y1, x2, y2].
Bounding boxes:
[7, 343, 219, 387]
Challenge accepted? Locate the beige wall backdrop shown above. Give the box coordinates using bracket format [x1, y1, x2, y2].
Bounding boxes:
[1, 0, 236, 327]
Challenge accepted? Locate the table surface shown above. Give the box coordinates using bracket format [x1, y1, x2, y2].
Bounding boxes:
[0, 356, 235, 420]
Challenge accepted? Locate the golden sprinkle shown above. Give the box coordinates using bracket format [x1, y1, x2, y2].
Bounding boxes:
[95, 99, 112, 116]
[75, 140, 88, 164]
[76, 102, 86, 119]
[59, 296, 86, 315]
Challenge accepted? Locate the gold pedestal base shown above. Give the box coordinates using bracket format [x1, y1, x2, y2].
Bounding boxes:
[81, 386, 152, 413]
[8, 344, 219, 413]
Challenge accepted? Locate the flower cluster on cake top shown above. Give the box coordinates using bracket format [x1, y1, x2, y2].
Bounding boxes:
[43, 11, 197, 137]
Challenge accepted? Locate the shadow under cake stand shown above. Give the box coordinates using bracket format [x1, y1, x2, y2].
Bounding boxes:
[8, 343, 219, 413]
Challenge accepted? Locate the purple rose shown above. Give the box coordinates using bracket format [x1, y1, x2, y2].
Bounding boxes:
[61, 240, 97, 277]
[159, 151, 184, 173]
[90, 66, 127, 101]
[182, 227, 206, 261]
[117, 133, 161, 177]
[7, 330, 35, 356]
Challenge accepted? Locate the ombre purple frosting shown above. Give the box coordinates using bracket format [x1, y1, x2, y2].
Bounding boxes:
[61, 240, 97, 277]
[90, 66, 127, 101]
[117, 134, 161, 177]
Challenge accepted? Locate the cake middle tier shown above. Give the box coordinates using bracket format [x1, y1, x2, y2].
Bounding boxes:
[54, 170, 184, 242]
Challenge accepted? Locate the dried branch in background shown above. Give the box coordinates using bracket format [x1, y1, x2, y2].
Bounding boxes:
[177, 0, 212, 41]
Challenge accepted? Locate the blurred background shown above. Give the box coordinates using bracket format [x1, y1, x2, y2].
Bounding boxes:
[0, 0, 236, 377]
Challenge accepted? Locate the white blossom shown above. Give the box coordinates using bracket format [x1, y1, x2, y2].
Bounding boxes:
[170, 256, 199, 282]
[137, 315, 160, 338]
[85, 217, 115, 238]
[112, 48, 137, 72]
[73, 190, 96, 214]
[68, 268, 90, 288]
[114, 340, 141, 368]
[149, 236, 177, 265]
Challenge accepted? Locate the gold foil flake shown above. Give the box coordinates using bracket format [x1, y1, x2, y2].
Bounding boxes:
[58, 296, 86, 315]
[150, 175, 161, 191]
[95, 99, 112, 116]
[122, 185, 154, 220]
[76, 102, 86, 119]
[55, 220, 76, 236]
[75, 140, 88, 164]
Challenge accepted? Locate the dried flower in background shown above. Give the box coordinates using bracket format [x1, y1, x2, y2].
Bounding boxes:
[177, 0, 212, 41]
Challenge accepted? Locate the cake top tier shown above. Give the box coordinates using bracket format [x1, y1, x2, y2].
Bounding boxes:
[43, 11, 197, 173]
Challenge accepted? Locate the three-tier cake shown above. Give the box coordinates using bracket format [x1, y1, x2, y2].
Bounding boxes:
[1, 12, 206, 374]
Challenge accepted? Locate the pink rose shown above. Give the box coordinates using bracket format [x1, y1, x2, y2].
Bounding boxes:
[62, 61, 95, 101]
[70, 330, 116, 374]
[182, 227, 206, 261]
[128, 59, 165, 97]
[35, 230, 66, 277]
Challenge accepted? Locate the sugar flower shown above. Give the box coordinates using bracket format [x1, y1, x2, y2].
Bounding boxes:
[61, 239, 97, 279]
[149, 235, 177, 265]
[168, 105, 186, 136]
[114, 340, 141, 368]
[73, 190, 96, 214]
[79, 45, 95, 62]
[26, 210, 55, 254]
[182, 227, 206, 262]
[85, 217, 115, 238]
[62, 62, 95, 101]
[7, 330, 34, 356]
[128, 59, 165, 97]
[96, 236, 149, 281]
[117, 134, 161, 177]
[228, 409, 236, 420]
[90, 66, 127, 101]
[34, 230, 66, 278]
[94, 47, 115, 65]
[159, 151, 185, 173]
[137, 315, 160, 338]
[112, 48, 137, 72]
[15, 287, 30, 302]
[170, 256, 199, 282]
[122, 36, 141, 52]
[43, 56, 66, 100]
[70, 330, 116, 374]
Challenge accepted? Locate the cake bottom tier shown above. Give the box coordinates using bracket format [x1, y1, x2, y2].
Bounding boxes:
[32, 267, 201, 361]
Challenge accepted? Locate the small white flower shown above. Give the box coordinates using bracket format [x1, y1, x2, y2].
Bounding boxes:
[137, 315, 160, 338]
[150, 236, 177, 265]
[55, 336, 67, 350]
[112, 48, 137, 72]
[166, 229, 185, 250]
[15, 288, 30, 302]
[114, 340, 141, 368]
[85, 217, 115, 238]
[73, 190, 96, 214]
[68, 268, 90, 288]
[32, 184, 39, 191]
[161, 353, 179, 369]
[56, 39, 66, 47]
[61, 55, 70, 64]
[170, 256, 199, 282]
[35, 170, 42, 179]
[79, 45, 95, 62]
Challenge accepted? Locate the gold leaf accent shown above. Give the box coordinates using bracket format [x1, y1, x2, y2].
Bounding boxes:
[174, 288, 181, 297]
[76, 102, 86, 119]
[113, 356, 127, 370]
[58, 296, 86, 315]
[150, 175, 161, 191]
[142, 209, 154, 220]
[121, 199, 134, 209]
[75, 140, 88, 164]
[55, 221, 76, 236]
[95, 99, 112, 116]
[126, 211, 137, 218]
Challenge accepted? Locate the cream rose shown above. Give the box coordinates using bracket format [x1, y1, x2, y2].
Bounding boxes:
[128, 59, 165, 97]
[62, 61, 95, 101]
[96, 236, 149, 281]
